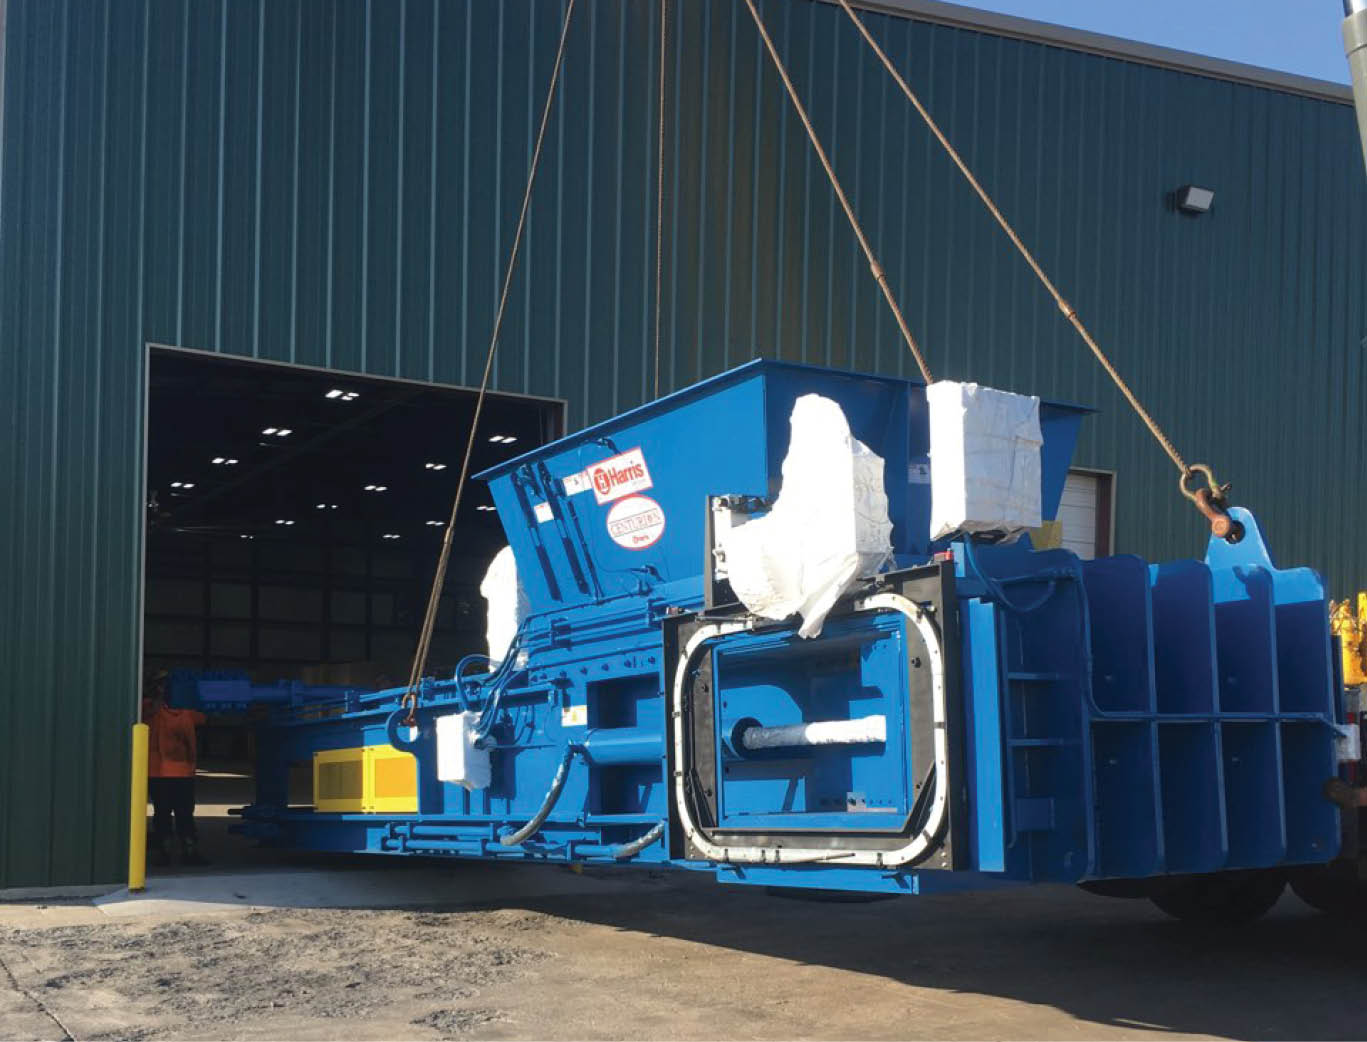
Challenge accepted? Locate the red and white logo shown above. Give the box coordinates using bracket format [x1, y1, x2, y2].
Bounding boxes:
[587, 447, 653, 505]
[605, 495, 666, 550]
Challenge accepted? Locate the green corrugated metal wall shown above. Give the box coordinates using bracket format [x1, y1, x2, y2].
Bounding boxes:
[1, 0, 1364, 888]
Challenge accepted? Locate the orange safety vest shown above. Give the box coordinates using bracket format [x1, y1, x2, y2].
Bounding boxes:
[143, 702, 206, 778]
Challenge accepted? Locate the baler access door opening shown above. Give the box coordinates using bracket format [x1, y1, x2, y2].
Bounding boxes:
[665, 561, 964, 871]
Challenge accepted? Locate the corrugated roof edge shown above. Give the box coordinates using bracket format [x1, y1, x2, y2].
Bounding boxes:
[833, 0, 1353, 105]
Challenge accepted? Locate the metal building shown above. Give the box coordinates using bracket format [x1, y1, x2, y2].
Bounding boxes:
[1, 0, 1363, 890]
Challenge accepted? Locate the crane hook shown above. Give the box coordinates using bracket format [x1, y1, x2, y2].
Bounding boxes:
[1179, 464, 1244, 543]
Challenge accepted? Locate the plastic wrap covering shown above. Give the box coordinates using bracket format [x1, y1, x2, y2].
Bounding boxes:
[436, 712, 491, 791]
[927, 381, 1043, 542]
[479, 545, 529, 666]
[740, 714, 887, 750]
[722, 394, 893, 638]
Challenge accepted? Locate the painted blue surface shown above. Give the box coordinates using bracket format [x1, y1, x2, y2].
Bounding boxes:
[240, 363, 1343, 894]
[168, 669, 364, 713]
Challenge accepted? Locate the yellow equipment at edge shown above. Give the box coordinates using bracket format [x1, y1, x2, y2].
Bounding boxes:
[1331, 593, 1367, 689]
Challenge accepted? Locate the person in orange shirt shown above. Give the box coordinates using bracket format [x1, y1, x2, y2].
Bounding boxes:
[142, 670, 209, 867]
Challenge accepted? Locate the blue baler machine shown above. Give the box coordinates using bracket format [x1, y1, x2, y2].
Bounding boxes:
[238, 360, 1345, 918]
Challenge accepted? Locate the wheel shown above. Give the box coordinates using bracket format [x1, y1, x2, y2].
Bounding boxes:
[1149, 870, 1286, 924]
[1289, 866, 1366, 918]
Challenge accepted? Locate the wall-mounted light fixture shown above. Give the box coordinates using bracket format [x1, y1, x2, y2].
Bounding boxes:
[1175, 185, 1215, 214]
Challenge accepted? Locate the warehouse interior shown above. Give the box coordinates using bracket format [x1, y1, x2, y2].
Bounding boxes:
[141, 348, 561, 862]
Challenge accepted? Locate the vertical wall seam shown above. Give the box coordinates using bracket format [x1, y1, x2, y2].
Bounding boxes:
[746, 0, 762, 357]
[324, 4, 337, 369]
[426, 0, 438, 382]
[458, 1, 470, 385]
[610, 1, 625, 412]
[175, 1, 187, 343]
[393, 0, 405, 378]
[214, 0, 225, 350]
[43, 0, 69, 883]
[692, 0, 710, 383]
[666, 0, 682, 393]
[720, 0, 737, 370]
[251, 0, 264, 357]
[83, 0, 111, 883]
[520, 0, 537, 396]
[580, 0, 596, 406]
[359, 0, 371, 372]
[289, 0, 301, 364]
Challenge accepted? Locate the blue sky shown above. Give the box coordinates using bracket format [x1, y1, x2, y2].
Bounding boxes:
[958, 0, 1350, 83]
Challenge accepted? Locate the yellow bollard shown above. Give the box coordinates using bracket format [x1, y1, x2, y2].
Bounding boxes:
[128, 723, 149, 892]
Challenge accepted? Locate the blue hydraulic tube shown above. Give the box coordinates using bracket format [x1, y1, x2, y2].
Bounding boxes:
[580, 727, 663, 766]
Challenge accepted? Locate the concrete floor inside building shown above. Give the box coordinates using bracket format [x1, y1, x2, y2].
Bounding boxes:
[2, 861, 1365, 1041]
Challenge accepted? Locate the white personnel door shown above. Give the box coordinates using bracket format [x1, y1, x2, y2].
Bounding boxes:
[1058, 471, 1101, 559]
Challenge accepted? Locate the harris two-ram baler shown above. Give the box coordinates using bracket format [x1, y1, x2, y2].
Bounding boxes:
[237, 359, 1349, 922]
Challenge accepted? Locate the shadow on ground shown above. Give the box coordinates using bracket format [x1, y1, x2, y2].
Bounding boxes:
[499, 868, 1364, 1040]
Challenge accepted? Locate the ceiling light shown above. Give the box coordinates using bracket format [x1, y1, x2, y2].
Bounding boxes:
[275, 519, 295, 526]
[240, 534, 254, 540]
[261, 427, 291, 438]
[212, 457, 239, 466]
[1175, 185, 1214, 214]
[316, 502, 339, 510]
[169, 481, 195, 489]
[426, 520, 444, 527]
[424, 462, 447, 471]
[325, 389, 344, 399]
[326, 388, 359, 401]
[476, 504, 497, 512]
[487, 434, 518, 445]
[212, 457, 224, 465]
[382, 532, 401, 540]
[262, 427, 277, 435]
[364, 484, 388, 492]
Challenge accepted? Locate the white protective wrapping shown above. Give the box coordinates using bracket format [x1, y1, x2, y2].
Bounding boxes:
[740, 714, 887, 750]
[435, 712, 491, 791]
[927, 381, 1043, 542]
[722, 394, 893, 638]
[479, 545, 529, 667]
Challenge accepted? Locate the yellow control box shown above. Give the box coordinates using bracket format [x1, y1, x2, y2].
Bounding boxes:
[313, 745, 418, 813]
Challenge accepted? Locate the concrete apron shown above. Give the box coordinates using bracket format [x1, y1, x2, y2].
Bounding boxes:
[88, 862, 635, 919]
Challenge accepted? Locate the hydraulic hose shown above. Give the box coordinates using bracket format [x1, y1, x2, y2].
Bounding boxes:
[962, 537, 1059, 615]
[601, 821, 665, 860]
[498, 744, 579, 847]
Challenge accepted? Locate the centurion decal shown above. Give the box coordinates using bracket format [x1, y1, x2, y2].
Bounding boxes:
[605, 495, 666, 550]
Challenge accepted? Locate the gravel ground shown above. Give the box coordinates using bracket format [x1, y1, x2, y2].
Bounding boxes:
[4, 867, 1367, 1041]
[1, 905, 555, 1041]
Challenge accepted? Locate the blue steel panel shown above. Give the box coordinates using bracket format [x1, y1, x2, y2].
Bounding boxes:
[2, 0, 1365, 889]
[963, 598, 1005, 873]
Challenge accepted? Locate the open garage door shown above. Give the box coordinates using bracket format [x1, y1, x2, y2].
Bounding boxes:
[139, 346, 562, 869]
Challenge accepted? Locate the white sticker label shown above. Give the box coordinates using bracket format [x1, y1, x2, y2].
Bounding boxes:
[561, 704, 588, 728]
[533, 501, 553, 523]
[562, 471, 593, 496]
[587, 447, 653, 505]
[606, 494, 666, 550]
[908, 462, 931, 485]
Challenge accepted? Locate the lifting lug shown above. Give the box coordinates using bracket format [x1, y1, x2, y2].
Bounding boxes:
[1180, 464, 1244, 543]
